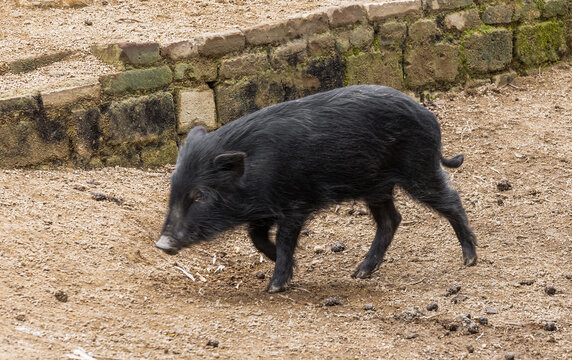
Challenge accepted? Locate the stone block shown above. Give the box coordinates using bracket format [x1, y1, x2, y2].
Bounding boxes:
[118, 42, 161, 66]
[141, 141, 178, 167]
[0, 95, 69, 167]
[542, 0, 568, 18]
[336, 25, 375, 53]
[405, 43, 460, 88]
[198, 30, 246, 58]
[102, 92, 176, 146]
[515, 21, 567, 66]
[178, 88, 217, 133]
[173, 60, 218, 82]
[365, 0, 422, 22]
[344, 50, 404, 89]
[42, 83, 101, 107]
[444, 8, 482, 31]
[303, 56, 345, 93]
[482, 4, 514, 25]
[492, 70, 518, 86]
[408, 19, 441, 45]
[271, 39, 308, 70]
[463, 28, 513, 73]
[513, 0, 542, 22]
[327, 4, 366, 27]
[308, 33, 337, 57]
[286, 11, 330, 38]
[422, 0, 473, 11]
[70, 106, 102, 159]
[215, 77, 285, 125]
[100, 66, 173, 95]
[377, 22, 408, 48]
[220, 52, 271, 80]
[161, 40, 199, 61]
[243, 21, 288, 46]
[91, 44, 123, 67]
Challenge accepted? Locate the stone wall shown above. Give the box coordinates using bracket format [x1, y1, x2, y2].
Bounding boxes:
[1, 0, 570, 168]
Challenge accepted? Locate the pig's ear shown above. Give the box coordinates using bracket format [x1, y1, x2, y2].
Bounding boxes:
[185, 126, 207, 142]
[214, 152, 246, 181]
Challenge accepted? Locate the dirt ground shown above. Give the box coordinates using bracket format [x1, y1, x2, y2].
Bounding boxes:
[1, 63, 571, 359]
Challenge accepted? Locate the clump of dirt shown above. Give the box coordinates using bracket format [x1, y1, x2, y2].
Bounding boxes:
[0, 64, 571, 358]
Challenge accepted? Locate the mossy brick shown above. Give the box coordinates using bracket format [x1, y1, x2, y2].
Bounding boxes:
[0, 95, 69, 167]
[365, 0, 422, 22]
[405, 43, 460, 88]
[70, 106, 102, 159]
[198, 30, 246, 58]
[327, 4, 366, 27]
[91, 44, 123, 67]
[344, 50, 404, 89]
[220, 52, 271, 80]
[422, 0, 473, 11]
[178, 88, 217, 133]
[542, 0, 568, 18]
[515, 21, 567, 66]
[286, 11, 330, 38]
[409, 19, 441, 44]
[335, 25, 375, 53]
[445, 8, 482, 31]
[101, 92, 176, 146]
[41, 83, 101, 108]
[243, 21, 288, 46]
[463, 28, 513, 73]
[281, 72, 321, 101]
[161, 40, 199, 61]
[482, 4, 515, 25]
[118, 42, 161, 66]
[513, 0, 542, 22]
[303, 56, 345, 93]
[377, 22, 407, 49]
[141, 141, 178, 167]
[214, 77, 285, 125]
[174, 60, 218, 82]
[308, 33, 337, 57]
[100, 66, 173, 95]
[271, 39, 308, 70]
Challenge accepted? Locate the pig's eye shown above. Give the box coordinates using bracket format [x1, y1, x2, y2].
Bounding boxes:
[189, 189, 203, 203]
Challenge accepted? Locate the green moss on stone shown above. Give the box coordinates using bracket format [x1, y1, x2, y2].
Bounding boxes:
[141, 141, 179, 167]
[516, 21, 567, 66]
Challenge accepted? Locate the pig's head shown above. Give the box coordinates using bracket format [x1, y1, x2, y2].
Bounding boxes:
[156, 126, 246, 255]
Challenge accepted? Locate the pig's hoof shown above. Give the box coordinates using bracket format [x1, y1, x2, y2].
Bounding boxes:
[351, 268, 372, 279]
[267, 283, 287, 293]
[463, 255, 477, 266]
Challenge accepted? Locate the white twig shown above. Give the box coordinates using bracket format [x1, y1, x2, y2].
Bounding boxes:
[214, 265, 225, 273]
[65, 348, 96, 360]
[174, 265, 195, 281]
[196, 272, 207, 282]
[236, 280, 242, 289]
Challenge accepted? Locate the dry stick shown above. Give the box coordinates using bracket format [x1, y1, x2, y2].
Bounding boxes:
[406, 278, 425, 286]
[173, 264, 196, 281]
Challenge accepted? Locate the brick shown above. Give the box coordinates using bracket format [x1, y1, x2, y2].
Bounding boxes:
[70, 106, 102, 159]
[91, 44, 123, 66]
[365, 0, 422, 21]
[542, 0, 568, 18]
[198, 30, 246, 57]
[408, 19, 441, 44]
[118, 42, 161, 65]
[377, 22, 407, 48]
[100, 66, 173, 95]
[243, 21, 288, 46]
[308, 33, 337, 57]
[219, 52, 270, 80]
[422, 0, 473, 11]
[336, 25, 375, 53]
[42, 83, 101, 107]
[327, 4, 366, 27]
[178, 88, 217, 133]
[161, 40, 199, 61]
[405, 43, 460, 88]
[344, 50, 404, 89]
[463, 29, 513, 73]
[482, 5, 514, 25]
[271, 39, 308, 70]
[444, 8, 482, 31]
[515, 21, 567, 67]
[141, 141, 178, 167]
[286, 11, 330, 38]
[513, 0, 542, 22]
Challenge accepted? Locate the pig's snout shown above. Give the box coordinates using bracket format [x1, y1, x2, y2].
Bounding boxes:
[155, 235, 180, 255]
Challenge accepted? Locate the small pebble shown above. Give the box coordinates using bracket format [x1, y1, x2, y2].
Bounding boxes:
[451, 295, 468, 304]
[544, 285, 556, 296]
[467, 345, 474, 353]
[497, 179, 512, 191]
[15, 314, 26, 322]
[427, 302, 438, 311]
[478, 316, 489, 325]
[505, 353, 515, 360]
[55, 290, 68, 303]
[519, 279, 535, 286]
[313, 245, 325, 254]
[446, 285, 461, 296]
[467, 322, 479, 334]
[254, 271, 265, 280]
[84, 19, 93, 26]
[331, 242, 345, 252]
[363, 303, 376, 311]
[325, 297, 341, 306]
[544, 321, 557, 331]
[404, 333, 419, 339]
[485, 306, 498, 314]
[206, 339, 219, 348]
[565, 274, 572, 281]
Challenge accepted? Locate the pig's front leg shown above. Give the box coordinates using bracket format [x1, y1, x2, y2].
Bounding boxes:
[267, 214, 306, 293]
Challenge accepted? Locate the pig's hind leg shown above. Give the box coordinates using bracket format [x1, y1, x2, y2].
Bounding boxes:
[248, 219, 277, 261]
[352, 191, 402, 279]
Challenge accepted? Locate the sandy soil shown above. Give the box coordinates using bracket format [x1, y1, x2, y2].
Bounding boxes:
[0, 0, 392, 96]
[0, 63, 570, 359]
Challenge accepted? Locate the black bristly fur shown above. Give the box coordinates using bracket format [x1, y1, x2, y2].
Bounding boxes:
[159, 85, 478, 293]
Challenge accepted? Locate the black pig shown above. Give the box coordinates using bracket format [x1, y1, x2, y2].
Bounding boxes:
[156, 85, 477, 293]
